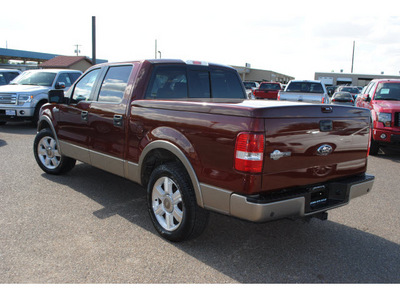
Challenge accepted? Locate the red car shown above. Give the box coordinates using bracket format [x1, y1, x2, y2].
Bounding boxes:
[254, 82, 282, 99]
[356, 79, 400, 154]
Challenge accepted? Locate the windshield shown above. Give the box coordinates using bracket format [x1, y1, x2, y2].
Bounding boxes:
[11, 71, 57, 86]
[375, 82, 400, 101]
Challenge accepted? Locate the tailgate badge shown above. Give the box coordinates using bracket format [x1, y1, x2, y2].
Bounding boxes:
[270, 150, 292, 160]
[317, 144, 333, 156]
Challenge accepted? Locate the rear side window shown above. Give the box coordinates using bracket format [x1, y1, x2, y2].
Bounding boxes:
[145, 65, 245, 99]
[98, 65, 133, 103]
[210, 69, 245, 99]
[145, 66, 187, 99]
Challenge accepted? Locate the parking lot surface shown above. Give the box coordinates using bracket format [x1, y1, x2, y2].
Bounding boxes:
[1, 122, 400, 283]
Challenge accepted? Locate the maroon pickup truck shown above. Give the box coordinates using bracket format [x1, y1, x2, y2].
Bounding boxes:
[34, 59, 374, 242]
[254, 82, 283, 99]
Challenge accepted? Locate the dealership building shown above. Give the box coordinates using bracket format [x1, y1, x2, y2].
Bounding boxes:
[232, 65, 294, 84]
[315, 71, 400, 87]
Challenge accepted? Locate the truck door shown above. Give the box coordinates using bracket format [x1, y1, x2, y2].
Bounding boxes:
[57, 68, 102, 164]
[87, 65, 133, 177]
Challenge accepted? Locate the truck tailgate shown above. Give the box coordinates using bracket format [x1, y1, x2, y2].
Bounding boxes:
[261, 104, 371, 192]
[280, 92, 323, 102]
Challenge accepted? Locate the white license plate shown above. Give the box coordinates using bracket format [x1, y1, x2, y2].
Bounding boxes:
[6, 110, 16, 116]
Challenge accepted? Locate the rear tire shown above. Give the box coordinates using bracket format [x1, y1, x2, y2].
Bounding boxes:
[33, 128, 76, 175]
[147, 162, 209, 242]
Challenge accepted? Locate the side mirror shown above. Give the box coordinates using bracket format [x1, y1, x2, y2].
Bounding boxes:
[363, 94, 371, 102]
[48, 89, 66, 104]
[55, 82, 66, 89]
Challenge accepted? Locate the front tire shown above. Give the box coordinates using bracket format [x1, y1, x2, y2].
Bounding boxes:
[33, 128, 76, 175]
[147, 162, 209, 242]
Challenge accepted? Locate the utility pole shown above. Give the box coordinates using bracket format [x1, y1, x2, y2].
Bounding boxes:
[351, 41, 355, 73]
[74, 44, 82, 56]
[155, 39, 157, 59]
[92, 16, 96, 65]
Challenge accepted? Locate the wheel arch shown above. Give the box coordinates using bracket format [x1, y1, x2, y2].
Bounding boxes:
[139, 140, 204, 208]
[37, 115, 63, 155]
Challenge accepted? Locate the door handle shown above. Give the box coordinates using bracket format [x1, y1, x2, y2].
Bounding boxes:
[113, 114, 123, 127]
[81, 111, 88, 121]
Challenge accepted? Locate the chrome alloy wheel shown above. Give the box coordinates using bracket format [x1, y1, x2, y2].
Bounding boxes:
[152, 176, 184, 231]
[37, 136, 61, 170]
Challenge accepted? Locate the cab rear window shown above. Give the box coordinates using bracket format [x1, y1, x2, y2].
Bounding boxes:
[145, 65, 245, 99]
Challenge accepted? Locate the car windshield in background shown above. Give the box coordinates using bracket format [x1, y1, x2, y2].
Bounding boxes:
[259, 83, 280, 90]
[286, 82, 323, 93]
[375, 82, 400, 101]
[12, 72, 57, 87]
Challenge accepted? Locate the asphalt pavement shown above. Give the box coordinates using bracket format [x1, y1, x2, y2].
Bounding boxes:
[1, 121, 399, 283]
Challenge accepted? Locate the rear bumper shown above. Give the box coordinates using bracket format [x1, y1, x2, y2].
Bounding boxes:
[229, 174, 375, 222]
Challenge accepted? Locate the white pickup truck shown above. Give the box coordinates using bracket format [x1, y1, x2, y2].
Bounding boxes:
[0, 69, 81, 125]
[278, 80, 330, 104]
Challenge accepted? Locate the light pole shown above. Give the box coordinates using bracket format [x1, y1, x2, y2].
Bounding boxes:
[351, 41, 355, 73]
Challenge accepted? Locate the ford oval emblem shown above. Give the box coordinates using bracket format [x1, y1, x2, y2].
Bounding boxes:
[317, 144, 333, 156]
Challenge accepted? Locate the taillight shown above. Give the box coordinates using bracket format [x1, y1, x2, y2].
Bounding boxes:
[234, 132, 264, 173]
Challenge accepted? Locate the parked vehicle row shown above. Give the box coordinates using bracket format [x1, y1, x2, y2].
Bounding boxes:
[243, 77, 400, 156]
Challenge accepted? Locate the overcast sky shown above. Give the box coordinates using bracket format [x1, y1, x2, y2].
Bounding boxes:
[2, 0, 400, 79]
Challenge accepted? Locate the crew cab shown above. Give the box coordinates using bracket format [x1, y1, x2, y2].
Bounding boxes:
[254, 82, 282, 100]
[0, 69, 82, 125]
[278, 80, 330, 104]
[34, 59, 374, 242]
[356, 78, 400, 154]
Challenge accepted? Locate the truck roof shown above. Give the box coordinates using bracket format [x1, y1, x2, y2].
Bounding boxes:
[92, 59, 236, 71]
